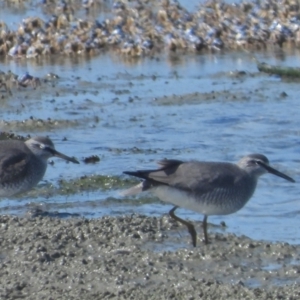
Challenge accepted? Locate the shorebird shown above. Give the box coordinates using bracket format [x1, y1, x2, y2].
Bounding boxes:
[0, 136, 79, 197]
[123, 154, 295, 246]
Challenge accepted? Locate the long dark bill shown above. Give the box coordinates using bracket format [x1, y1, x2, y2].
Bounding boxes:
[257, 161, 295, 183]
[53, 149, 80, 164]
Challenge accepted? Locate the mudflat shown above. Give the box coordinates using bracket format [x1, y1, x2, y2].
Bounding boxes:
[1, 214, 300, 299]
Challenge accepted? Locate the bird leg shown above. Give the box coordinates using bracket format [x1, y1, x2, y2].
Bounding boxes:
[202, 215, 209, 244]
[169, 206, 197, 247]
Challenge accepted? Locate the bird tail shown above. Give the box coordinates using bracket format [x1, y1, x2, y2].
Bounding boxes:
[121, 182, 144, 196]
[121, 180, 154, 196]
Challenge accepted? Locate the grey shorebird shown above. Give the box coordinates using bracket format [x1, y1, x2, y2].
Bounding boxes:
[0, 136, 79, 197]
[123, 154, 295, 246]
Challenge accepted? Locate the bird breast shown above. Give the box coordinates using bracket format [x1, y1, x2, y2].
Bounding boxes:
[24, 157, 48, 187]
[6, 157, 48, 196]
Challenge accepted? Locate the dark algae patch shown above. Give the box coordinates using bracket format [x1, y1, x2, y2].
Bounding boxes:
[258, 61, 300, 78]
[58, 175, 137, 194]
[5, 175, 137, 200]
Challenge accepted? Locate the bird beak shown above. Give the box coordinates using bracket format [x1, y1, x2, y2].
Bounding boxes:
[257, 161, 295, 183]
[53, 150, 80, 164]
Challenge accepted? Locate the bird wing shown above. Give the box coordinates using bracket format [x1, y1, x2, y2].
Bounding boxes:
[127, 159, 243, 194]
[0, 149, 31, 185]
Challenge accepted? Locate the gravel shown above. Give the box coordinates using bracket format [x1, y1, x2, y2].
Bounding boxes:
[1, 214, 300, 300]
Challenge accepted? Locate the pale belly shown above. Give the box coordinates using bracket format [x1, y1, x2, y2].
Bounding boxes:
[151, 185, 248, 216]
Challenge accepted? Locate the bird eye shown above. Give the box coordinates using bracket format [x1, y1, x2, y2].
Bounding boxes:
[248, 160, 258, 166]
[253, 160, 262, 166]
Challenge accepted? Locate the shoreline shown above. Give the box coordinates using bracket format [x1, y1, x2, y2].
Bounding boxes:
[1, 214, 300, 299]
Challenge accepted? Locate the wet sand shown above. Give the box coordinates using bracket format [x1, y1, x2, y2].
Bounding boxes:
[1, 214, 300, 299]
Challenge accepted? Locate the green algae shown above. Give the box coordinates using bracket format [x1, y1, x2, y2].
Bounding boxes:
[58, 174, 138, 194]
[257, 61, 300, 78]
[23, 174, 160, 208]
[10, 175, 140, 200]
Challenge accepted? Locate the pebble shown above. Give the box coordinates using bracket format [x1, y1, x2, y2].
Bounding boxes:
[1, 214, 300, 299]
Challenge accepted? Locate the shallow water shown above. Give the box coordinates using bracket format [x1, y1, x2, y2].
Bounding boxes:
[0, 50, 299, 246]
[0, 1, 300, 247]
